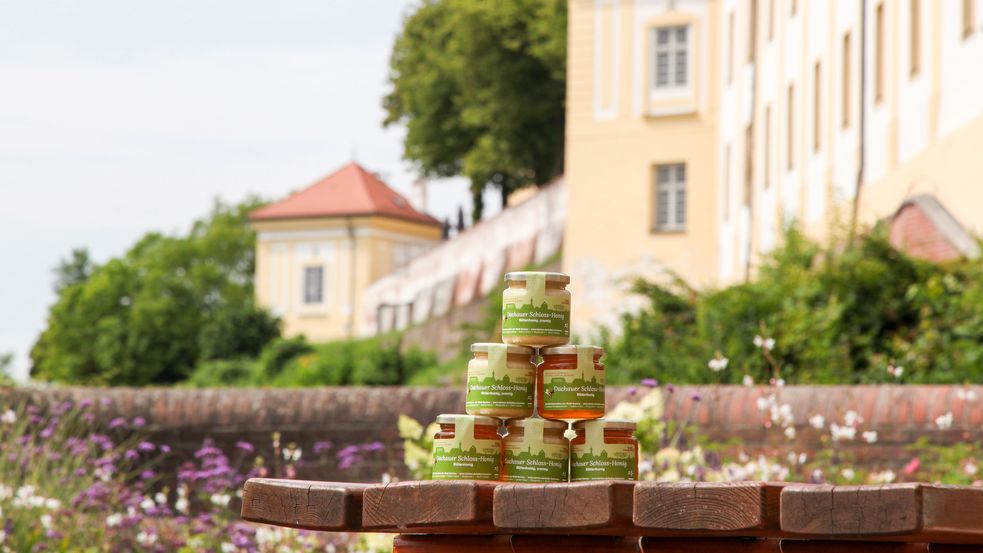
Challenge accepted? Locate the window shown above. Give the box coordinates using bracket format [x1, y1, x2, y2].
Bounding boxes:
[787, 84, 795, 171]
[749, 0, 758, 63]
[764, 106, 772, 187]
[728, 12, 735, 84]
[652, 26, 689, 90]
[910, 0, 921, 75]
[842, 32, 851, 128]
[814, 61, 822, 151]
[964, 0, 975, 39]
[875, 3, 884, 102]
[724, 144, 731, 221]
[744, 125, 754, 206]
[769, 0, 775, 41]
[790, 0, 797, 17]
[654, 164, 686, 231]
[303, 266, 324, 304]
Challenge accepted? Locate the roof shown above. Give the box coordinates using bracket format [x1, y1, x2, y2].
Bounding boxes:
[891, 194, 980, 260]
[250, 162, 440, 226]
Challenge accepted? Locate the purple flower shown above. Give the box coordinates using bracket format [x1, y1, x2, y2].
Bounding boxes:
[641, 378, 658, 388]
[691, 393, 703, 402]
[160, 444, 172, 453]
[74, 468, 87, 477]
[40, 426, 55, 439]
[336, 445, 359, 459]
[108, 417, 127, 429]
[665, 383, 676, 394]
[141, 470, 155, 480]
[627, 386, 638, 397]
[132, 417, 146, 428]
[100, 397, 113, 407]
[338, 455, 358, 470]
[361, 441, 384, 452]
[313, 441, 333, 453]
[235, 441, 255, 453]
[79, 398, 94, 409]
[137, 441, 155, 452]
[124, 450, 139, 461]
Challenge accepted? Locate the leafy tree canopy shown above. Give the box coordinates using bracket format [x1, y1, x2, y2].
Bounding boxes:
[384, 0, 567, 219]
[31, 198, 281, 385]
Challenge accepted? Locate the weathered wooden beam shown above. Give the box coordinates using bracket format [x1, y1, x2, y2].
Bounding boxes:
[640, 537, 781, 552]
[493, 481, 635, 533]
[633, 482, 784, 536]
[394, 535, 642, 552]
[362, 480, 498, 533]
[779, 541, 929, 552]
[781, 484, 983, 544]
[240, 478, 365, 531]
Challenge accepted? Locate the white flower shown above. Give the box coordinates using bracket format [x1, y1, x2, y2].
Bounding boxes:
[809, 414, 825, 429]
[742, 374, 754, 387]
[841, 468, 856, 480]
[957, 388, 978, 401]
[105, 513, 123, 528]
[210, 493, 231, 507]
[136, 531, 158, 546]
[0, 484, 11, 500]
[798, 453, 807, 464]
[221, 543, 237, 553]
[756, 394, 776, 411]
[764, 338, 775, 351]
[784, 427, 797, 440]
[175, 497, 189, 514]
[966, 462, 979, 476]
[140, 497, 155, 512]
[843, 410, 860, 427]
[753, 335, 764, 347]
[786, 452, 798, 464]
[862, 431, 878, 444]
[0, 410, 15, 424]
[811, 468, 823, 481]
[830, 423, 856, 441]
[708, 357, 729, 372]
[155, 492, 167, 505]
[40, 514, 52, 530]
[773, 378, 786, 387]
[44, 498, 60, 510]
[0, 529, 5, 545]
[887, 364, 904, 378]
[936, 412, 954, 429]
[870, 470, 896, 484]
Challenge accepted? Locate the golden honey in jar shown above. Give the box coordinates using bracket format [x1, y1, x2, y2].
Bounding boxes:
[431, 415, 502, 481]
[538, 345, 605, 421]
[502, 418, 569, 483]
[570, 419, 638, 481]
[501, 272, 571, 347]
[466, 343, 536, 419]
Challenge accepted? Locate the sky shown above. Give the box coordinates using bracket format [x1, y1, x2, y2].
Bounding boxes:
[0, 0, 498, 380]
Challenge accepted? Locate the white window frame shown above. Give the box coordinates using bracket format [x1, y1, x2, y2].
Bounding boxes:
[301, 264, 326, 306]
[654, 163, 687, 232]
[649, 25, 692, 100]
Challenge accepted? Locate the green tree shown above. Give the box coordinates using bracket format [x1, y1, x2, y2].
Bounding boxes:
[384, 0, 567, 219]
[30, 198, 281, 385]
[53, 247, 94, 292]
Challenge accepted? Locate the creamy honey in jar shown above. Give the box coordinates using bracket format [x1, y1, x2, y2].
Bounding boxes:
[501, 272, 571, 347]
[431, 415, 502, 481]
[502, 418, 569, 483]
[466, 343, 536, 419]
[570, 419, 638, 482]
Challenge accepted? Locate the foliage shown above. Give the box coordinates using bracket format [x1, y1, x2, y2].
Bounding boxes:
[185, 334, 438, 387]
[384, 0, 567, 218]
[0, 397, 391, 552]
[397, 414, 439, 480]
[52, 247, 95, 293]
[30, 198, 281, 386]
[603, 225, 983, 385]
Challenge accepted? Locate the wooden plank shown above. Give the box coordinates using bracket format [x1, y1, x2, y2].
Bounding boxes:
[640, 538, 781, 552]
[779, 541, 929, 553]
[362, 480, 498, 532]
[493, 481, 635, 533]
[781, 484, 983, 544]
[394, 535, 641, 552]
[633, 482, 784, 536]
[240, 478, 365, 531]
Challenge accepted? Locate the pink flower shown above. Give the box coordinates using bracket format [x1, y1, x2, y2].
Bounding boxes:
[903, 457, 920, 476]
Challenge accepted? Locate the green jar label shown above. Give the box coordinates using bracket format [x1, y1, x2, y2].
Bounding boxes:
[503, 419, 569, 483]
[571, 420, 636, 481]
[502, 273, 570, 338]
[542, 346, 605, 412]
[466, 344, 534, 411]
[431, 415, 501, 480]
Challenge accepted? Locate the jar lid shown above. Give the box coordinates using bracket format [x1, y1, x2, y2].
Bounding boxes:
[505, 418, 568, 430]
[540, 345, 604, 357]
[436, 414, 501, 427]
[470, 343, 536, 355]
[572, 419, 637, 431]
[504, 271, 570, 284]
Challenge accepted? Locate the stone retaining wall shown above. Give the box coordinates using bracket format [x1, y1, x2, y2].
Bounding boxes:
[3, 385, 978, 481]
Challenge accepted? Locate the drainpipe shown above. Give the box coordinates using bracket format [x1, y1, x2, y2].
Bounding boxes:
[850, 0, 868, 244]
[345, 216, 357, 339]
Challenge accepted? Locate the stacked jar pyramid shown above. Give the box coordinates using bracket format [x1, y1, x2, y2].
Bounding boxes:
[430, 271, 638, 482]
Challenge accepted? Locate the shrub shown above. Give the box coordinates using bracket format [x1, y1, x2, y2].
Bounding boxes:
[603, 225, 983, 385]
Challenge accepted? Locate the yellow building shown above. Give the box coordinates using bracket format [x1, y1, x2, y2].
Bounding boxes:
[250, 162, 442, 341]
[564, 0, 983, 335]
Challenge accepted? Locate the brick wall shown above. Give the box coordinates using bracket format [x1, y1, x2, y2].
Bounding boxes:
[889, 203, 961, 262]
[3, 385, 979, 481]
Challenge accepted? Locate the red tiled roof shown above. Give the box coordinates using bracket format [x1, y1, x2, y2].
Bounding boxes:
[250, 162, 440, 226]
